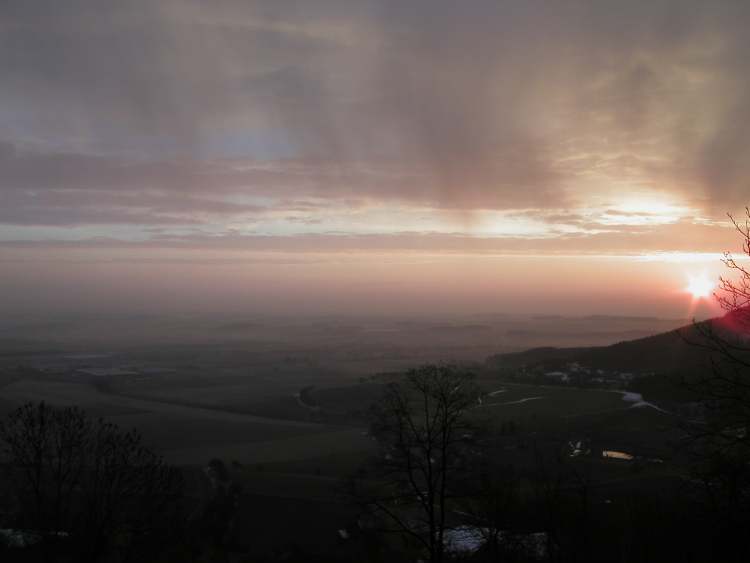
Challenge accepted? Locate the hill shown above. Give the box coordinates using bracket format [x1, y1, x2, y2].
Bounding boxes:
[486, 310, 749, 386]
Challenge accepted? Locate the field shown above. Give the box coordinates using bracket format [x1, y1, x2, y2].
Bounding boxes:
[0, 317, 692, 558]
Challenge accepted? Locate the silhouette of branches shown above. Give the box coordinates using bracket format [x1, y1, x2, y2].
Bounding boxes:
[0, 401, 183, 563]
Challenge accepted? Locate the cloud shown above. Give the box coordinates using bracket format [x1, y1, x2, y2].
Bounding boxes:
[0, 216, 738, 258]
[1, 0, 750, 234]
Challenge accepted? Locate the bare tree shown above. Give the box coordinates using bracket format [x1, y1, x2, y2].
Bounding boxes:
[78, 422, 183, 563]
[685, 209, 750, 453]
[679, 208, 750, 561]
[358, 364, 479, 563]
[0, 401, 183, 563]
[459, 461, 522, 560]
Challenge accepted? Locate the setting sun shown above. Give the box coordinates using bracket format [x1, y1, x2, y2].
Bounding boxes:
[686, 274, 715, 299]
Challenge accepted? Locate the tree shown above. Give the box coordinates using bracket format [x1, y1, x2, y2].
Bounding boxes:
[200, 458, 243, 548]
[0, 401, 183, 563]
[682, 208, 750, 561]
[686, 209, 750, 452]
[0, 402, 89, 541]
[358, 364, 479, 563]
[458, 461, 523, 560]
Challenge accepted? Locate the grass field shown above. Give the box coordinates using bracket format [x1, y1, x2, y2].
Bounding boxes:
[0, 356, 684, 509]
[0, 376, 372, 467]
[0, 357, 692, 563]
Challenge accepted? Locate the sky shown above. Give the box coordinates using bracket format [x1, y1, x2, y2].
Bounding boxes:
[1, 0, 749, 319]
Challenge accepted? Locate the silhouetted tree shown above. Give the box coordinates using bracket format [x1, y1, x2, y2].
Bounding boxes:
[356, 364, 479, 563]
[0, 401, 183, 563]
[682, 208, 750, 561]
[200, 458, 243, 549]
[459, 461, 523, 559]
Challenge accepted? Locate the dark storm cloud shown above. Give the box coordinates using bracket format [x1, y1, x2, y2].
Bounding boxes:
[1, 0, 750, 229]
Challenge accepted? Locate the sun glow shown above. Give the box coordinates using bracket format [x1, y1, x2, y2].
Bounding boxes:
[593, 194, 694, 226]
[686, 274, 715, 299]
